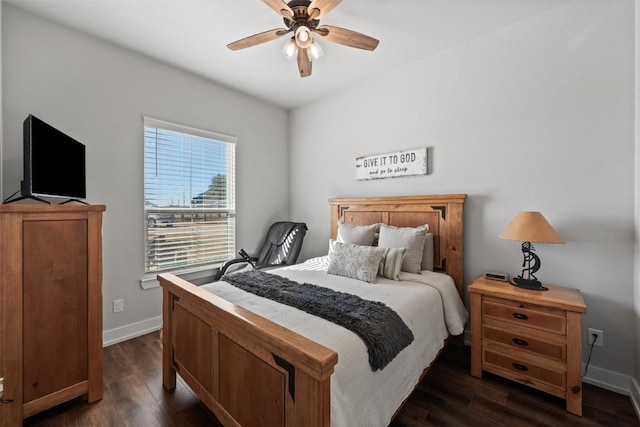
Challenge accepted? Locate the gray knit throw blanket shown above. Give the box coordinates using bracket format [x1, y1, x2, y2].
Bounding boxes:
[221, 270, 414, 371]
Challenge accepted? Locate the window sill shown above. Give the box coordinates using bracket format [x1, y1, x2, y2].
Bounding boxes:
[139, 264, 220, 290]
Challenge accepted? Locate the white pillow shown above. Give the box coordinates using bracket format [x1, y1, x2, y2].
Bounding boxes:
[327, 241, 386, 283]
[378, 224, 428, 274]
[337, 220, 378, 246]
[378, 247, 406, 281]
[421, 233, 434, 271]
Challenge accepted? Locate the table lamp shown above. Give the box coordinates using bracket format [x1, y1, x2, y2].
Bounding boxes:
[498, 211, 564, 291]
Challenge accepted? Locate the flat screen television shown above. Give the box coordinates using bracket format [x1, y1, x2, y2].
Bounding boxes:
[21, 115, 86, 200]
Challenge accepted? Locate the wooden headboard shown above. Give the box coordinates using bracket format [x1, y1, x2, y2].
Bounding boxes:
[329, 194, 467, 299]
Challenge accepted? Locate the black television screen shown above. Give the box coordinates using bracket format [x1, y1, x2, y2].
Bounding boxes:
[21, 115, 86, 199]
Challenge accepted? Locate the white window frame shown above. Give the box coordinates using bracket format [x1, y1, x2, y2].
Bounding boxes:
[142, 116, 237, 281]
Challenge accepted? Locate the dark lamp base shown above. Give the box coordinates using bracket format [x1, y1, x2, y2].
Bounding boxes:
[510, 277, 548, 291]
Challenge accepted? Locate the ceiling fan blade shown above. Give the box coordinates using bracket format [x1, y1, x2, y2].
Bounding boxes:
[262, 0, 294, 20]
[297, 48, 312, 77]
[227, 28, 290, 51]
[307, 0, 341, 20]
[315, 25, 379, 51]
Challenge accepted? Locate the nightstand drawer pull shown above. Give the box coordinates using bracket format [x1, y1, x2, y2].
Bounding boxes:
[512, 363, 529, 372]
[511, 338, 529, 346]
[512, 312, 529, 320]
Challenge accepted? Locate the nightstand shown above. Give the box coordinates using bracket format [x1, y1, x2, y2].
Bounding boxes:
[469, 276, 587, 416]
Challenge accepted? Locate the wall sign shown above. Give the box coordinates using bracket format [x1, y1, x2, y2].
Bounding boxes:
[356, 147, 427, 181]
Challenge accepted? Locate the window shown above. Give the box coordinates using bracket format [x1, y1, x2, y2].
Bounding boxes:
[143, 117, 236, 273]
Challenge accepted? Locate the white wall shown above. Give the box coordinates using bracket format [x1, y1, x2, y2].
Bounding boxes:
[290, 1, 636, 387]
[1, 4, 289, 339]
[633, 0, 640, 416]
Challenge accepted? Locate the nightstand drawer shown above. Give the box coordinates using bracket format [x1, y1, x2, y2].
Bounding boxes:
[483, 349, 566, 394]
[483, 298, 566, 335]
[483, 323, 566, 362]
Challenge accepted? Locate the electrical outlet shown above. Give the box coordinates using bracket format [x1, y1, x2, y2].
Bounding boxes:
[113, 299, 124, 313]
[588, 328, 603, 347]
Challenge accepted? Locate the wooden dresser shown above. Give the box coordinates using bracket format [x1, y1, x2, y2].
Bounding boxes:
[469, 276, 587, 416]
[0, 204, 105, 424]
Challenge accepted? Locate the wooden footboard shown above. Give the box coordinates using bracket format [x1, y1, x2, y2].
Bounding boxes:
[159, 273, 338, 427]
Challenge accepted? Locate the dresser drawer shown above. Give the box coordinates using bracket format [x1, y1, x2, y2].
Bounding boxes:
[483, 323, 566, 362]
[483, 298, 566, 335]
[482, 348, 566, 395]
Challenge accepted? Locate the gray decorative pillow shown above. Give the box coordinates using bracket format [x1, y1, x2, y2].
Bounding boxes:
[337, 220, 378, 246]
[329, 239, 405, 280]
[327, 241, 386, 283]
[378, 224, 428, 274]
[421, 233, 434, 271]
[378, 247, 406, 281]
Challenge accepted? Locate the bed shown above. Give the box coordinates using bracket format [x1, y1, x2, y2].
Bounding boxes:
[159, 194, 467, 426]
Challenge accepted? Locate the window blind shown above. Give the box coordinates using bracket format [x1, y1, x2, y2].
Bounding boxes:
[143, 117, 236, 273]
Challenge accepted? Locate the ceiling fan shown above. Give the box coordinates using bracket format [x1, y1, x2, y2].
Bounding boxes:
[227, 0, 379, 77]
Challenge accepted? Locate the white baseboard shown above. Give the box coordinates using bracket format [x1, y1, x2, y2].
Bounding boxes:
[582, 363, 632, 395]
[630, 377, 640, 420]
[102, 315, 162, 347]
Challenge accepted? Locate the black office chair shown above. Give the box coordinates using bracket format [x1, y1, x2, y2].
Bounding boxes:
[215, 221, 308, 280]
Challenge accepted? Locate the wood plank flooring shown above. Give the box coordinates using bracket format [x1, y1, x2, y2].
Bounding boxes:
[24, 331, 639, 426]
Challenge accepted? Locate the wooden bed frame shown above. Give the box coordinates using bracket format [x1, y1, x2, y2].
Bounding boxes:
[159, 194, 466, 426]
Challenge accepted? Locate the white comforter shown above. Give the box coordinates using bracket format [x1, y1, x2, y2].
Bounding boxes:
[201, 256, 468, 427]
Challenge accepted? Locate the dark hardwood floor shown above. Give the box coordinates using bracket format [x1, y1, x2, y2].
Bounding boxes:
[24, 331, 638, 427]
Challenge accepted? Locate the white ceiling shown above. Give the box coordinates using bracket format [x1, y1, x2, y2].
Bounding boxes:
[7, 0, 569, 110]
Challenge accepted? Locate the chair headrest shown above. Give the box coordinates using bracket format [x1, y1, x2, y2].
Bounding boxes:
[266, 221, 307, 246]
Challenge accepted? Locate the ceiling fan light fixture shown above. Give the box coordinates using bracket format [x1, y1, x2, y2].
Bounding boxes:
[282, 37, 298, 60]
[307, 39, 324, 62]
[294, 25, 313, 48]
[226, 0, 380, 78]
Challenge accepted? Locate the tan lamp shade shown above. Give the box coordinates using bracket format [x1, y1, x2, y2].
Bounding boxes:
[498, 211, 564, 243]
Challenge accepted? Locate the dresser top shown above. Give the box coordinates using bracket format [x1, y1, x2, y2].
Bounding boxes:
[468, 276, 587, 313]
[0, 204, 106, 213]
